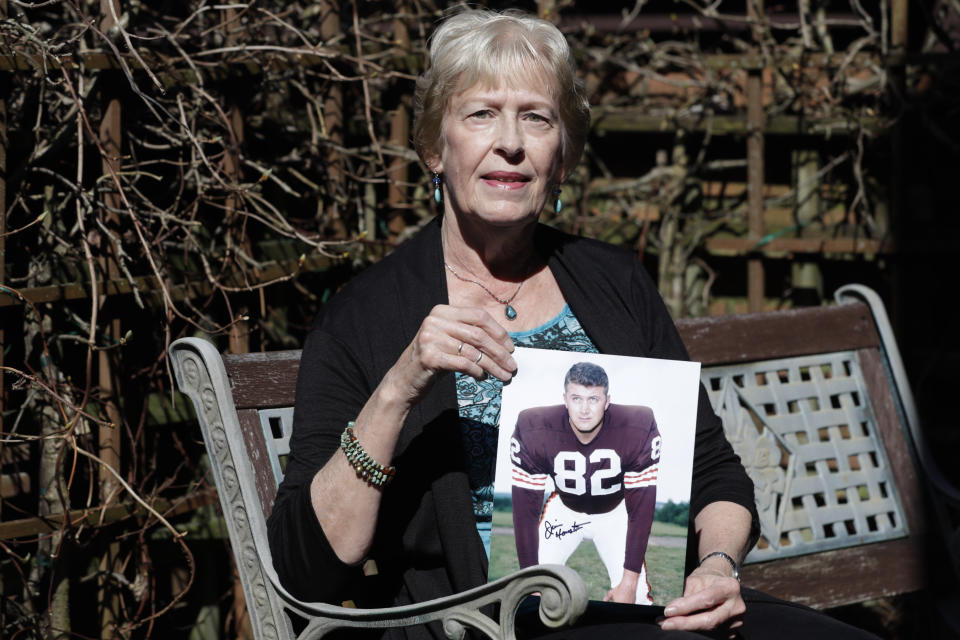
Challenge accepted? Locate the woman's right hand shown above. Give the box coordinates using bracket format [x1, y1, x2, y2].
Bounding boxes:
[312, 305, 516, 565]
[385, 304, 518, 407]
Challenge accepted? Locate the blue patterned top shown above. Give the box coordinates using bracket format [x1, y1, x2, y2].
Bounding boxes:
[455, 304, 598, 557]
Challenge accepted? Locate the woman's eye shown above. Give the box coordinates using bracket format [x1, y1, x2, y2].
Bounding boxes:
[524, 112, 549, 123]
[469, 110, 492, 119]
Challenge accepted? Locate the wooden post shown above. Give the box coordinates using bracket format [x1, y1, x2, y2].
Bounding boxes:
[386, 9, 410, 237]
[320, 0, 345, 237]
[97, 87, 123, 505]
[746, 0, 766, 313]
[223, 7, 250, 355]
[791, 149, 822, 306]
[97, 6, 123, 638]
[0, 0, 8, 579]
[225, 102, 250, 355]
[891, 0, 908, 53]
[888, 0, 907, 332]
[657, 141, 690, 319]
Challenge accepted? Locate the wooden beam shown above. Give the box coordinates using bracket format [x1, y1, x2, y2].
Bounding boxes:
[0, 253, 335, 308]
[0, 491, 217, 539]
[1, 44, 936, 76]
[591, 111, 880, 136]
[557, 12, 871, 35]
[0, 48, 346, 75]
[705, 236, 894, 255]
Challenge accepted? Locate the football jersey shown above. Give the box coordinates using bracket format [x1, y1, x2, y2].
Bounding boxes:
[510, 404, 661, 572]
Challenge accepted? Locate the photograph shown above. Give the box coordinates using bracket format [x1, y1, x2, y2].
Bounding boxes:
[489, 348, 701, 606]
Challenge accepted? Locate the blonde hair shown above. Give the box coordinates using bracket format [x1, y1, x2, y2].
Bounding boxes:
[413, 9, 590, 177]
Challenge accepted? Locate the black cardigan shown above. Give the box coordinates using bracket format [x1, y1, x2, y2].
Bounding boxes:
[267, 218, 759, 637]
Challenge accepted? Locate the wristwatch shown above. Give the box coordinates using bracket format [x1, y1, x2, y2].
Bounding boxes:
[699, 551, 740, 582]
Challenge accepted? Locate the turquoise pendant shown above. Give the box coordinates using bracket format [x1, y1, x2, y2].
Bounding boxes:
[555, 197, 562, 214]
[505, 305, 518, 320]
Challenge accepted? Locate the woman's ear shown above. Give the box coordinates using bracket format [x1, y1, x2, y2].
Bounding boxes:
[424, 148, 443, 175]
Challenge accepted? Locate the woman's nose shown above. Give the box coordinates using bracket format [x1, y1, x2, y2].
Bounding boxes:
[494, 120, 523, 159]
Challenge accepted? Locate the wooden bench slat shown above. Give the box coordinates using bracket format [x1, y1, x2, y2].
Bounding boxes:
[224, 350, 301, 409]
[742, 535, 926, 609]
[858, 347, 925, 535]
[678, 303, 880, 365]
[237, 408, 280, 518]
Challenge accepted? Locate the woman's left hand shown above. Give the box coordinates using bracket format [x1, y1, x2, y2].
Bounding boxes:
[659, 562, 745, 637]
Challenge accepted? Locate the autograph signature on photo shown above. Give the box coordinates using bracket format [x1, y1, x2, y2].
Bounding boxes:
[543, 519, 590, 540]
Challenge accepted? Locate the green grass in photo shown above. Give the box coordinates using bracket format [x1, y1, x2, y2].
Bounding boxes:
[489, 532, 686, 606]
[650, 521, 688, 537]
[645, 545, 686, 605]
[492, 507, 513, 528]
[565, 541, 685, 604]
[489, 532, 520, 582]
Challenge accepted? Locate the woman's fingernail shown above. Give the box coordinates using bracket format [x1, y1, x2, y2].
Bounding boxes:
[664, 606, 676, 616]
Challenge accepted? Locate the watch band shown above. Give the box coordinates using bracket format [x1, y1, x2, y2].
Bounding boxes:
[699, 550, 740, 582]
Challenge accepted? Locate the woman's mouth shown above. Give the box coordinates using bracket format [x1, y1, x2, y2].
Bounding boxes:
[481, 172, 530, 190]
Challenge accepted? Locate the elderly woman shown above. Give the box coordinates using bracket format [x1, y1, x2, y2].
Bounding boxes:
[268, 10, 876, 639]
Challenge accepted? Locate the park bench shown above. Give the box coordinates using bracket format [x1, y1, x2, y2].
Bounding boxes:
[169, 284, 959, 640]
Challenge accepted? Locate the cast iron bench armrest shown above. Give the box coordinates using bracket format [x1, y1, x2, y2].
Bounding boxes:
[279, 564, 587, 640]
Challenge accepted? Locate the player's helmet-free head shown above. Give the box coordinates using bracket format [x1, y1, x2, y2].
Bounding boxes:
[564, 362, 609, 392]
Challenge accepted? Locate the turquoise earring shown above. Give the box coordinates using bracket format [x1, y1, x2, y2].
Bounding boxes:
[554, 187, 562, 213]
[433, 173, 442, 203]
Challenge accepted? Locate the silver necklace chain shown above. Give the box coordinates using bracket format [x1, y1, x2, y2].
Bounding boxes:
[443, 262, 525, 305]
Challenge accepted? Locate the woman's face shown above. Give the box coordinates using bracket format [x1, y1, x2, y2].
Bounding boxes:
[433, 81, 564, 229]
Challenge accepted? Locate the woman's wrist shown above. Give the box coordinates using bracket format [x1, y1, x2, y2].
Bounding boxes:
[697, 551, 740, 581]
[374, 365, 422, 415]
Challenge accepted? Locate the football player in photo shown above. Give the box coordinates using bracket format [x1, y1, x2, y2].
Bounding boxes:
[510, 362, 662, 604]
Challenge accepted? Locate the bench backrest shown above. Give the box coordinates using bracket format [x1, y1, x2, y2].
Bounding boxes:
[677, 300, 924, 608]
[183, 286, 927, 614]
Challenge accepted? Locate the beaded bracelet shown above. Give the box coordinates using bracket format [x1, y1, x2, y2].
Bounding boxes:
[340, 422, 396, 489]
